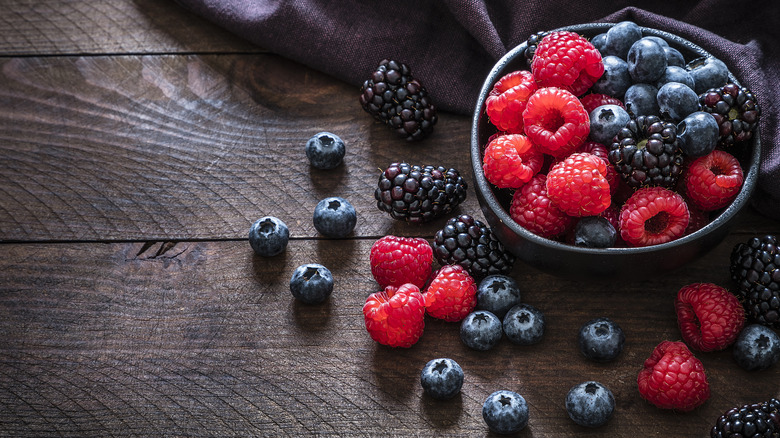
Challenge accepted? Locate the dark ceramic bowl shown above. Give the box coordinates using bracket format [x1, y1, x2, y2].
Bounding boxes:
[471, 23, 761, 280]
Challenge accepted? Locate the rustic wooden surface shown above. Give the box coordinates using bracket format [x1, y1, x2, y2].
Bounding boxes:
[1, 1, 779, 436]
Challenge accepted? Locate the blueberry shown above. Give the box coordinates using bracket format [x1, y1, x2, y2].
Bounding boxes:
[578, 317, 625, 362]
[248, 216, 290, 257]
[313, 197, 356, 238]
[657, 82, 700, 121]
[643, 35, 669, 48]
[655, 65, 695, 90]
[623, 83, 659, 117]
[573, 216, 617, 248]
[591, 56, 631, 98]
[664, 46, 686, 67]
[591, 33, 607, 53]
[687, 56, 730, 94]
[420, 358, 464, 400]
[627, 37, 668, 83]
[602, 21, 642, 59]
[565, 381, 615, 427]
[677, 111, 719, 157]
[305, 131, 346, 170]
[460, 310, 502, 351]
[589, 104, 631, 145]
[732, 324, 780, 371]
[476, 274, 522, 320]
[482, 390, 529, 434]
[503, 303, 545, 346]
[289, 263, 333, 304]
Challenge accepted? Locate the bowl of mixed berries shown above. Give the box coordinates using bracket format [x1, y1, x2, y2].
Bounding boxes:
[471, 21, 761, 279]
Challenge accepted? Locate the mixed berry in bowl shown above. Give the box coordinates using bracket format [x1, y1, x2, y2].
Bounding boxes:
[471, 21, 761, 279]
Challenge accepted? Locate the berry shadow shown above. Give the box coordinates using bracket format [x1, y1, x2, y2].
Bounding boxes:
[421, 393, 463, 429]
[307, 164, 349, 198]
[315, 238, 358, 271]
[291, 296, 333, 337]
[370, 345, 419, 403]
[250, 250, 289, 286]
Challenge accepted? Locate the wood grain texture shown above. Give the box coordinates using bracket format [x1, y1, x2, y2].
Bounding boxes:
[1, 235, 779, 437]
[0, 54, 478, 242]
[0, 0, 261, 55]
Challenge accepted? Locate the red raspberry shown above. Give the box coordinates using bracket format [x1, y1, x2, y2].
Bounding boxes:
[637, 341, 710, 411]
[684, 150, 744, 211]
[423, 264, 477, 322]
[363, 283, 425, 348]
[546, 152, 611, 217]
[576, 141, 621, 193]
[370, 235, 433, 289]
[523, 87, 590, 158]
[675, 282, 745, 352]
[531, 31, 604, 96]
[482, 134, 544, 189]
[485, 70, 537, 134]
[619, 187, 689, 247]
[510, 173, 574, 239]
[579, 93, 626, 115]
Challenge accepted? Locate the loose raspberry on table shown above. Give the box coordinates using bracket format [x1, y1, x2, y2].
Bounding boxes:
[424, 264, 477, 322]
[619, 187, 689, 247]
[485, 70, 538, 134]
[684, 149, 744, 211]
[675, 282, 745, 352]
[546, 152, 611, 217]
[579, 93, 626, 115]
[637, 341, 710, 411]
[370, 235, 433, 289]
[523, 87, 590, 158]
[510, 173, 574, 239]
[482, 134, 544, 189]
[531, 31, 605, 96]
[363, 283, 426, 348]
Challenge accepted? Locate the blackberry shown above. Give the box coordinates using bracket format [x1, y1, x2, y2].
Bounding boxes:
[433, 214, 514, 279]
[699, 83, 761, 148]
[608, 114, 684, 189]
[711, 400, 780, 438]
[374, 162, 467, 224]
[730, 235, 780, 328]
[523, 31, 548, 67]
[358, 59, 437, 141]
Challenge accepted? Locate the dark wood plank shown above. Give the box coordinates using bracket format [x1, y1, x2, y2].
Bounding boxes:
[0, 54, 478, 242]
[1, 235, 779, 436]
[1, 53, 776, 243]
[0, 0, 261, 56]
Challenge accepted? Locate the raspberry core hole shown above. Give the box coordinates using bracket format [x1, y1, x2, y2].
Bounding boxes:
[645, 212, 670, 235]
[541, 110, 565, 133]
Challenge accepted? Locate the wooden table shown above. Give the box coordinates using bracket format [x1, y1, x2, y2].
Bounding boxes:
[1, 1, 778, 436]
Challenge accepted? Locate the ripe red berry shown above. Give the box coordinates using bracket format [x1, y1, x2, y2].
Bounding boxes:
[522, 87, 590, 158]
[579, 93, 626, 114]
[546, 152, 611, 217]
[370, 235, 433, 289]
[576, 141, 621, 193]
[423, 264, 477, 322]
[363, 283, 426, 348]
[531, 31, 605, 96]
[510, 173, 574, 239]
[482, 134, 544, 189]
[637, 341, 710, 411]
[485, 70, 537, 134]
[684, 149, 744, 211]
[675, 282, 745, 352]
[619, 187, 690, 247]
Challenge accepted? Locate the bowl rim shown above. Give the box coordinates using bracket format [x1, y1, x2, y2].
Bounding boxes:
[470, 22, 761, 257]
